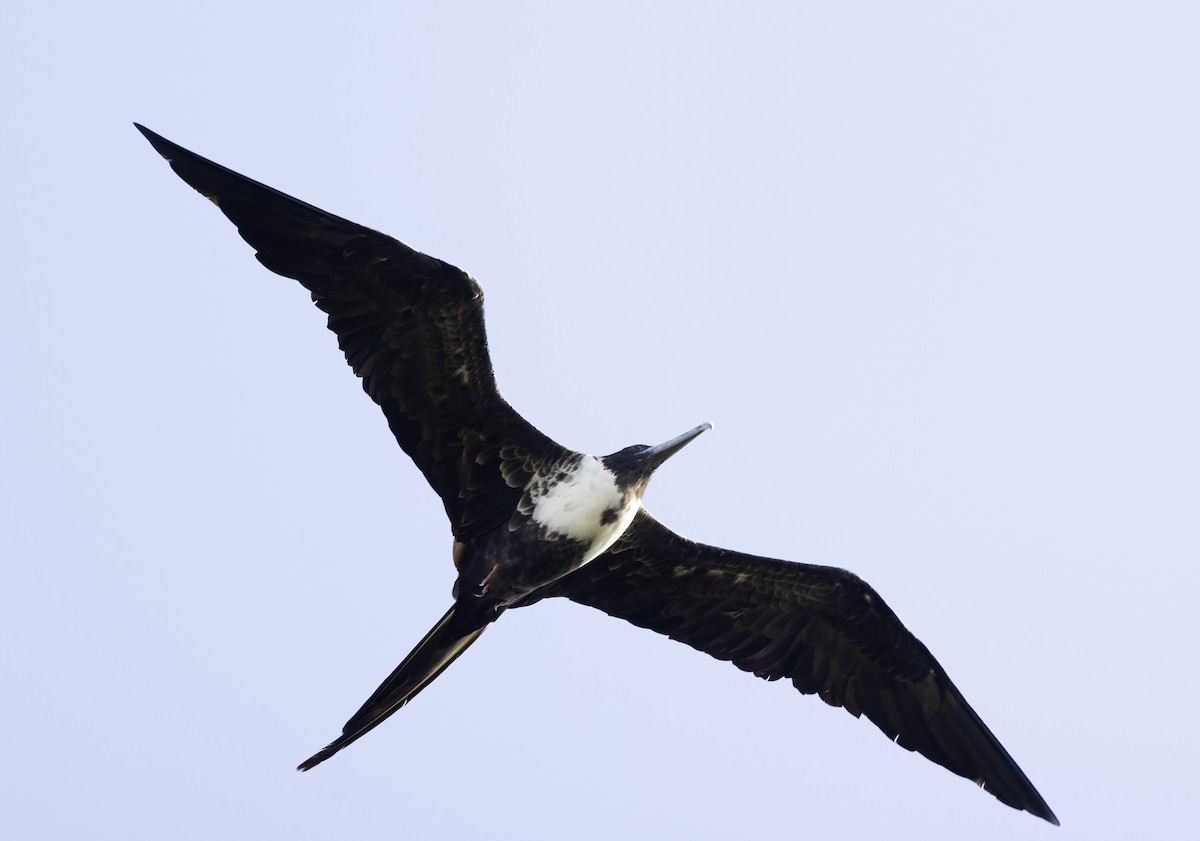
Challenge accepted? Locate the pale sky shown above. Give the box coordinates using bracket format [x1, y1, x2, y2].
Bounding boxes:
[5, 2, 1198, 839]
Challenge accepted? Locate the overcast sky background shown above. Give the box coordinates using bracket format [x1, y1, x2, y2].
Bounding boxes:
[5, 2, 1197, 838]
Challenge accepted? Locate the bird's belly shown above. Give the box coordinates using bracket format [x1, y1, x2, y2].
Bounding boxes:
[525, 499, 637, 584]
[472, 454, 638, 603]
[575, 500, 639, 564]
[474, 500, 638, 606]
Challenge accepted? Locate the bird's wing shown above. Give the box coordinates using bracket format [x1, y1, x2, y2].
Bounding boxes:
[137, 125, 560, 539]
[545, 510, 1058, 825]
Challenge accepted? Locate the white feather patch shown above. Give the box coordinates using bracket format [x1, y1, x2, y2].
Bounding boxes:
[529, 455, 637, 560]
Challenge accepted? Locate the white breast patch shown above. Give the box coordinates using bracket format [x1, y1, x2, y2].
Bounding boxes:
[529, 455, 637, 560]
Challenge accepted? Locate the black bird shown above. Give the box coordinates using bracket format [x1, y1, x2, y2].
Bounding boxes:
[136, 124, 1057, 825]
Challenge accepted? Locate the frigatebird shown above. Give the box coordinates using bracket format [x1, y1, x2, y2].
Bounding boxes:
[136, 124, 1057, 825]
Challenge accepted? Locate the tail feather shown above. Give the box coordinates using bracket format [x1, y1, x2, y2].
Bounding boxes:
[297, 604, 491, 771]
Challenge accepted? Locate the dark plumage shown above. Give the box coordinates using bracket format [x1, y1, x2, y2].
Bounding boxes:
[539, 513, 1050, 819]
[137, 124, 1057, 825]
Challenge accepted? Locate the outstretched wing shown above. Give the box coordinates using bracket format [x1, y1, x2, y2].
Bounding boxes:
[137, 125, 559, 539]
[546, 511, 1058, 825]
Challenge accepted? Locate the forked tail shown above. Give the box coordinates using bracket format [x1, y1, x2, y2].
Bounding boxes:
[298, 603, 492, 771]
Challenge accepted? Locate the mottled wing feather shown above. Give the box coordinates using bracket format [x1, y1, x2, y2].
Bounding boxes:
[547, 511, 1058, 825]
[137, 125, 559, 538]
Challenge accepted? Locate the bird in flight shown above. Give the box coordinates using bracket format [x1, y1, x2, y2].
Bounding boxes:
[136, 124, 1057, 825]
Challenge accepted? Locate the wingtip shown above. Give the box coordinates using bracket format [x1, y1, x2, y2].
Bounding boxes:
[133, 123, 176, 161]
[1036, 803, 1061, 827]
[1003, 781, 1058, 825]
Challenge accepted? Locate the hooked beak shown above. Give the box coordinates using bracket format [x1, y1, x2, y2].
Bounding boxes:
[642, 422, 713, 471]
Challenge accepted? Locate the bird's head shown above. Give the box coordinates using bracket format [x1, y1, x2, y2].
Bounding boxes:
[602, 422, 713, 497]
